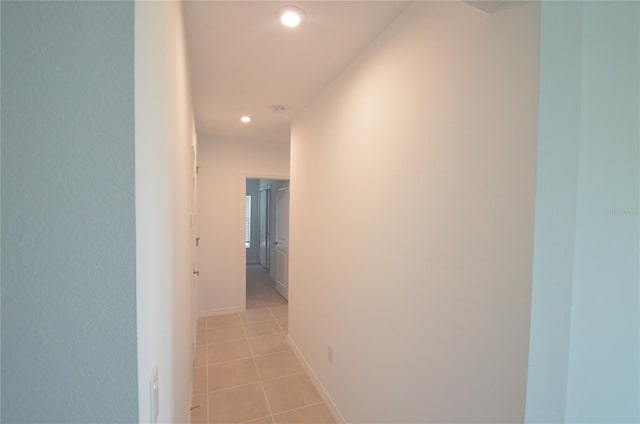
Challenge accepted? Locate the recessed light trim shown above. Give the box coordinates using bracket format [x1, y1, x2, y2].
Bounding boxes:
[240, 115, 251, 123]
[279, 6, 305, 28]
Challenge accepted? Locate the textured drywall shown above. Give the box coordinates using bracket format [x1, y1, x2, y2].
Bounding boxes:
[526, 3, 640, 422]
[289, 2, 540, 422]
[1, 2, 138, 422]
[565, 4, 639, 420]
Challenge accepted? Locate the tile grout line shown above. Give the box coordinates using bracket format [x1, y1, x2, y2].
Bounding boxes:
[206, 354, 255, 367]
[262, 306, 331, 420]
[206, 338, 246, 346]
[207, 322, 245, 331]
[240, 415, 272, 424]
[267, 307, 286, 336]
[198, 307, 289, 423]
[272, 401, 325, 419]
[261, 371, 306, 384]
[207, 380, 261, 394]
[202, 371, 308, 396]
[239, 314, 276, 422]
[206, 342, 290, 368]
[264, 306, 285, 423]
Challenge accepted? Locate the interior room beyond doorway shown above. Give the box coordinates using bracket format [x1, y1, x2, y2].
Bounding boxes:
[245, 178, 289, 309]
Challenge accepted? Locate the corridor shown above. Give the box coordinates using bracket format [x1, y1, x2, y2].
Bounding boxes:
[245, 265, 287, 310]
[190, 305, 335, 424]
[190, 265, 334, 423]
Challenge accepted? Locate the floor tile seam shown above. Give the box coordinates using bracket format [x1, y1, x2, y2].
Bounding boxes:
[268, 308, 287, 335]
[239, 415, 272, 424]
[247, 332, 286, 342]
[207, 356, 251, 366]
[242, 317, 279, 325]
[251, 347, 291, 359]
[240, 312, 276, 419]
[252, 347, 293, 362]
[260, 371, 307, 384]
[207, 379, 262, 394]
[207, 336, 248, 346]
[271, 401, 326, 418]
[204, 318, 241, 323]
[246, 330, 282, 338]
[244, 328, 281, 337]
[206, 323, 245, 332]
[207, 354, 254, 366]
[268, 303, 289, 321]
[207, 329, 246, 337]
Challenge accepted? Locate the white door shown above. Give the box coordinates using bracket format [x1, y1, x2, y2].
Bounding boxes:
[274, 185, 289, 300]
[259, 189, 270, 269]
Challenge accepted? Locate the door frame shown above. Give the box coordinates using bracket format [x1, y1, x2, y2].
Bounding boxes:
[190, 124, 199, 356]
[258, 187, 271, 271]
[241, 174, 289, 311]
[273, 185, 289, 300]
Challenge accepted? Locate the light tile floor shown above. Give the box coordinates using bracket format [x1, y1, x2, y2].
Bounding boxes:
[245, 265, 287, 309]
[191, 268, 335, 423]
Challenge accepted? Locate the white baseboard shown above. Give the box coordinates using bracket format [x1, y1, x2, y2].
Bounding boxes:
[198, 305, 243, 317]
[286, 335, 347, 424]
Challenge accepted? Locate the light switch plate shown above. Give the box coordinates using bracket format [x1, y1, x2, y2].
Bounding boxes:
[150, 367, 159, 424]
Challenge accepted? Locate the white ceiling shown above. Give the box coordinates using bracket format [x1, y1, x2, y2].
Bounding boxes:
[182, 1, 410, 143]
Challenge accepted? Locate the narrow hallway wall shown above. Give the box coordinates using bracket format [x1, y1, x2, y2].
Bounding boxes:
[289, 2, 540, 422]
[135, 2, 196, 422]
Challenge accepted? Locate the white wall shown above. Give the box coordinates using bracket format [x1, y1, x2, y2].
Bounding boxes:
[198, 137, 289, 315]
[289, 2, 539, 422]
[135, 2, 196, 423]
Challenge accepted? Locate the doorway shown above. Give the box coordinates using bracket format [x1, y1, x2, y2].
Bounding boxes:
[245, 178, 289, 309]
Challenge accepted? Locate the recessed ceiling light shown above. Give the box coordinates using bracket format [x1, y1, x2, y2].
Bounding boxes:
[279, 6, 305, 28]
[240, 115, 251, 123]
